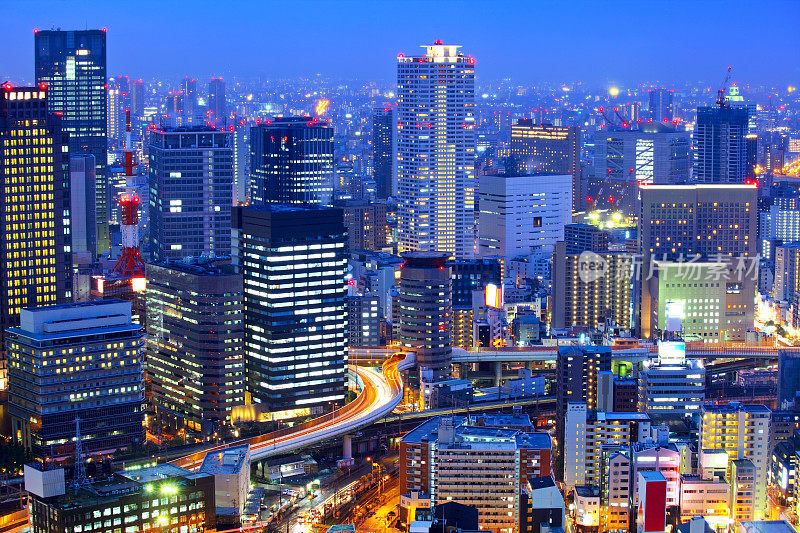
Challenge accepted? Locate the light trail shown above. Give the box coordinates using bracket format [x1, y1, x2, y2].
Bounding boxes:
[171, 354, 407, 470]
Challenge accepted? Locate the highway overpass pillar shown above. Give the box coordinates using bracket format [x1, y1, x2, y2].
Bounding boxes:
[494, 361, 502, 387]
[343, 434, 352, 460]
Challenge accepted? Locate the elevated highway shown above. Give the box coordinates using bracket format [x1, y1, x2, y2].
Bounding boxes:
[171, 353, 413, 470]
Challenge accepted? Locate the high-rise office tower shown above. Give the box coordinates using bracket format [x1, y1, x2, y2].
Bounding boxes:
[592, 123, 691, 214]
[648, 88, 674, 122]
[346, 294, 381, 347]
[107, 79, 122, 148]
[145, 258, 244, 435]
[478, 173, 573, 260]
[694, 106, 749, 183]
[398, 252, 453, 382]
[638, 184, 757, 341]
[131, 79, 145, 117]
[340, 199, 388, 251]
[249, 117, 334, 205]
[700, 402, 771, 516]
[510, 120, 580, 210]
[0, 85, 73, 356]
[372, 106, 393, 199]
[396, 42, 476, 259]
[232, 205, 347, 417]
[208, 77, 226, 125]
[35, 29, 109, 254]
[7, 300, 144, 460]
[232, 121, 250, 205]
[69, 154, 97, 259]
[182, 77, 196, 119]
[551, 241, 632, 329]
[593, 124, 690, 185]
[148, 127, 233, 262]
[774, 243, 800, 302]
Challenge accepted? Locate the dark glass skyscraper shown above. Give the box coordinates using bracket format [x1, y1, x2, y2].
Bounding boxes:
[0, 85, 73, 354]
[372, 106, 393, 199]
[145, 258, 244, 435]
[694, 106, 749, 183]
[148, 127, 233, 262]
[648, 88, 674, 122]
[208, 77, 226, 126]
[35, 29, 108, 254]
[232, 204, 347, 417]
[249, 117, 334, 206]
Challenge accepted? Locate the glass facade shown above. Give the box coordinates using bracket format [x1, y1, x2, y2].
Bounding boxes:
[35, 29, 108, 253]
[232, 205, 347, 415]
[0, 86, 73, 381]
[148, 128, 233, 262]
[249, 117, 334, 206]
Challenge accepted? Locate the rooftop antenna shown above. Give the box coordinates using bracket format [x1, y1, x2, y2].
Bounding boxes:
[70, 417, 95, 494]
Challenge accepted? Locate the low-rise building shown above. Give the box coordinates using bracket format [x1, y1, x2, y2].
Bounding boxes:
[678, 474, 730, 530]
[26, 463, 216, 533]
[198, 444, 250, 527]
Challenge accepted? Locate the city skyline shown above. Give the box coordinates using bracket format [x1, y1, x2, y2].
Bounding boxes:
[1, 0, 799, 86]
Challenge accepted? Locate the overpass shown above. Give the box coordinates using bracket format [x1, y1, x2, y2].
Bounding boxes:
[171, 353, 414, 470]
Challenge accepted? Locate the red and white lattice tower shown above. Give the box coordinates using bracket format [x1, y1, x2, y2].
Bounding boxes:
[111, 109, 146, 285]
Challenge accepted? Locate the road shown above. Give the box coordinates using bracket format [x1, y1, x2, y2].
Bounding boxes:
[171, 354, 408, 470]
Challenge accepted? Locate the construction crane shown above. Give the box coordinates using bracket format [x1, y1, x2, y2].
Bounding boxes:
[716, 66, 733, 107]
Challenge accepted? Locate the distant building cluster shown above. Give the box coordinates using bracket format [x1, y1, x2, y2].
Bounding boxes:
[1, 28, 800, 533]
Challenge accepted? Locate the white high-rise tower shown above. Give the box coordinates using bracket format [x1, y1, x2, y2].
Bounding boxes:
[396, 41, 476, 259]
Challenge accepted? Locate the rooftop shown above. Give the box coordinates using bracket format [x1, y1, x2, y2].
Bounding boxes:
[703, 401, 771, 414]
[739, 521, 797, 533]
[120, 464, 192, 483]
[148, 256, 236, 276]
[198, 444, 250, 476]
[402, 415, 549, 451]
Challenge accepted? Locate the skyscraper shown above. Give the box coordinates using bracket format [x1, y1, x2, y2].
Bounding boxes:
[232, 121, 250, 205]
[694, 106, 749, 183]
[398, 252, 453, 382]
[249, 117, 334, 205]
[637, 184, 757, 340]
[7, 300, 144, 460]
[592, 123, 691, 214]
[372, 106, 393, 199]
[182, 76, 197, 119]
[35, 29, 108, 254]
[148, 127, 233, 262]
[145, 258, 244, 435]
[208, 77, 226, 125]
[131, 79, 145, 117]
[232, 205, 347, 417]
[648, 88, 674, 122]
[477, 173, 573, 259]
[510, 120, 580, 209]
[396, 42, 476, 259]
[69, 154, 97, 259]
[0, 85, 73, 351]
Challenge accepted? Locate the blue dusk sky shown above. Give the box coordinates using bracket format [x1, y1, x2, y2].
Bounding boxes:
[1, 0, 798, 87]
